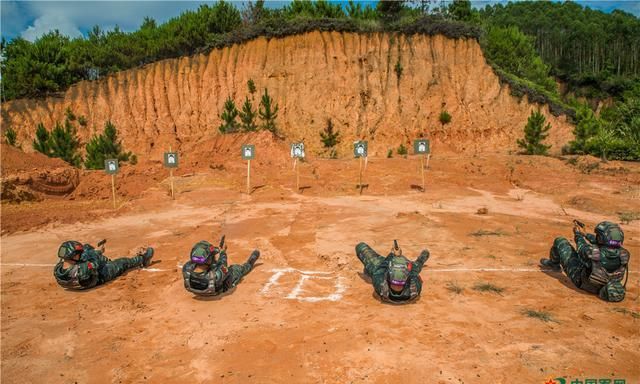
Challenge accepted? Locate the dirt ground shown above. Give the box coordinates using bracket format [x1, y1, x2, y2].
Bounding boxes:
[1, 153, 639, 383]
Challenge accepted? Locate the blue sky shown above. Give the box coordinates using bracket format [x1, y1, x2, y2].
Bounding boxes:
[1, 1, 639, 42]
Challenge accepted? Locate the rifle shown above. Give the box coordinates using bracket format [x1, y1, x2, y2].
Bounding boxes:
[219, 235, 226, 250]
[392, 239, 402, 256]
[97, 239, 107, 253]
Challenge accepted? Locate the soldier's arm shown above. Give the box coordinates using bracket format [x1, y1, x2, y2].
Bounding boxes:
[574, 232, 593, 261]
[84, 249, 109, 266]
[76, 261, 98, 281]
[411, 250, 430, 275]
[371, 270, 390, 299]
[217, 250, 228, 268]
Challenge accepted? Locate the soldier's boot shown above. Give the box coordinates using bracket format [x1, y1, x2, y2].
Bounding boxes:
[141, 247, 155, 268]
[540, 247, 561, 271]
[247, 250, 260, 269]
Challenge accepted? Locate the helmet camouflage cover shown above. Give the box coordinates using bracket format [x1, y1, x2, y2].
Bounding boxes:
[595, 221, 624, 247]
[190, 241, 217, 264]
[388, 257, 411, 286]
[58, 241, 84, 260]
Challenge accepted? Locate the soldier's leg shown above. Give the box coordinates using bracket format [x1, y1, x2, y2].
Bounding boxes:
[224, 250, 260, 289]
[225, 264, 251, 288]
[99, 254, 144, 284]
[550, 237, 583, 287]
[355, 242, 385, 277]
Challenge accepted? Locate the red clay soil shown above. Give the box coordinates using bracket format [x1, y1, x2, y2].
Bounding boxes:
[1, 144, 639, 383]
[1, 143, 69, 173]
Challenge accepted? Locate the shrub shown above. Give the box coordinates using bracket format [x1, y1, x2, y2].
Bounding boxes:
[218, 97, 240, 134]
[33, 123, 50, 155]
[48, 119, 83, 166]
[4, 126, 17, 146]
[259, 88, 279, 135]
[569, 105, 600, 153]
[320, 118, 341, 149]
[84, 121, 132, 169]
[397, 143, 408, 156]
[517, 109, 551, 155]
[247, 79, 257, 95]
[239, 96, 258, 132]
[439, 110, 452, 125]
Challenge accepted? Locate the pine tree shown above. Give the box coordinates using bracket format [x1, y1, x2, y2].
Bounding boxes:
[218, 97, 239, 134]
[439, 110, 452, 126]
[247, 79, 257, 96]
[48, 119, 82, 166]
[239, 96, 258, 132]
[33, 123, 51, 155]
[517, 109, 552, 155]
[320, 119, 340, 148]
[4, 126, 17, 146]
[320, 118, 341, 158]
[84, 121, 132, 169]
[259, 88, 279, 135]
[570, 105, 600, 154]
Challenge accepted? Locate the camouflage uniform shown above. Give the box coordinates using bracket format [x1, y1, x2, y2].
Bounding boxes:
[53, 244, 148, 289]
[355, 242, 429, 303]
[182, 250, 259, 296]
[549, 228, 629, 302]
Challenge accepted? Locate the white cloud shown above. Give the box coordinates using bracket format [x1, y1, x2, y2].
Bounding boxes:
[12, 1, 215, 41]
[22, 12, 83, 41]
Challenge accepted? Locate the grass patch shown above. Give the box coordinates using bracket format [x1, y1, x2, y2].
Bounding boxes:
[522, 309, 557, 323]
[612, 307, 640, 319]
[618, 211, 640, 224]
[470, 229, 507, 237]
[485, 254, 497, 260]
[472, 282, 504, 295]
[445, 281, 464, 294]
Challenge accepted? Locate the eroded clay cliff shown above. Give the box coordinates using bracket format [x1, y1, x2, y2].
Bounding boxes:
[1, 31, 573, 158]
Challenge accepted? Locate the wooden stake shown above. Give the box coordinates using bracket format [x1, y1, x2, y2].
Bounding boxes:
[170, 146, 175, 199]
[111, 174, 116, 209]
[358, 156, 363, 194]
[426, 153, 431, 169]
[170, 169, 175, 199]
[421, 155, 425, 192]
[247, 159, 251, 195]
[295, 159, 299, 192]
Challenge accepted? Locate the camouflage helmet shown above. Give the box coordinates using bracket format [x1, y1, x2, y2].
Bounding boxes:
[58, 241, 84, 260]
[190, 241, 218, 264]
[594, 221, 624, 247]
[388, 257, 411, 289]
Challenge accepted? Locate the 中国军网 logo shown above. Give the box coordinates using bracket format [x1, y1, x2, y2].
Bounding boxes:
[546, 378, 626, 384]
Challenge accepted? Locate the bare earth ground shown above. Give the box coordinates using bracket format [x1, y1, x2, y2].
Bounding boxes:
[1, 154, 639, 383]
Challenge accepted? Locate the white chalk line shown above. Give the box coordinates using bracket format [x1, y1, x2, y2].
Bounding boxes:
[262, 268, 347, 302]
[2, 264, 639, 274]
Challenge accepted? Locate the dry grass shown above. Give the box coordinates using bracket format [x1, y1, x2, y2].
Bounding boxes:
[618, 211, 640, 224]
[472, 282, 504, 295]
[612, 307, 640, 319]
[522, 309, 557, 323]
[470, 229, 507, 237]
[445, 281, 464, 294]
